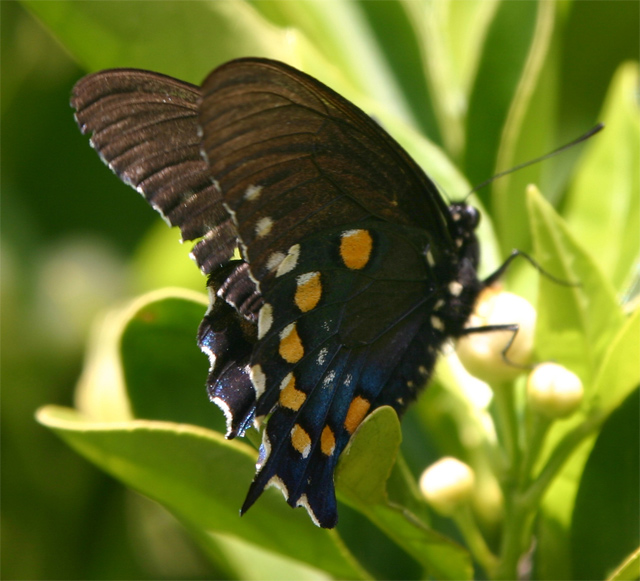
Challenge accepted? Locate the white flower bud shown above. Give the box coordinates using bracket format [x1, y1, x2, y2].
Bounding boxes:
[457, 287, 536, 383]
[419, 457, 475, 516]
[527, 363, 584, 418]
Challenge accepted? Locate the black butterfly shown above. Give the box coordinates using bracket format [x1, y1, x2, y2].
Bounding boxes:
[71, 58, 491, 528]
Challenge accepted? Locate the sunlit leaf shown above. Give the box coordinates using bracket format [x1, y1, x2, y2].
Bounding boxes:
[36, 407, 368, 579]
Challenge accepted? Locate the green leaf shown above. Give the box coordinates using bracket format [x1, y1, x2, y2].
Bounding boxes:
[336, 406, 402, 506]
[534, 307, 640, 577]
[24, 0, 289, 83]
[359, 1, 436, 140]
[464, 0, 539, 188]
[402, 0, 500, 158]
[564, 62, 640, 292]
[528, 185, 624, 385]
[336, 407, 473, 581]
[607, 547, 640, 581]
[588, 305, 640, 414]
[119, 293, 225, 431]
[527, 186, 635, 553]
[248, 0, 413, 125]
[491, 0, 557, 255]
[571, 388, 639, 581]
[36, 406, 368, 580]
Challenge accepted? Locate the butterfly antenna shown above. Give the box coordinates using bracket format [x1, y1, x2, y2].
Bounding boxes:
[467, 123, 604, 197]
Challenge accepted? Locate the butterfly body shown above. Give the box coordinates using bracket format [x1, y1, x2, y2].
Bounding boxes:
[72, 58, 485, 528]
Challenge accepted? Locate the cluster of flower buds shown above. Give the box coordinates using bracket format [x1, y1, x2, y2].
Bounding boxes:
[423, 289, 585, 515]
[456, 287, 584, 418]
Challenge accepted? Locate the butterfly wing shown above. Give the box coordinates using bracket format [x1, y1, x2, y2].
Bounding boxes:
[198, 59, 459, 280]
[71, 69, 236, 274]
[71, 69, 261, 438]
[198, 59, 474, 527]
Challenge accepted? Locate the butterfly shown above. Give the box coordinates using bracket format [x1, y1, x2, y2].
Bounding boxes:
[71, 58, 491, 528]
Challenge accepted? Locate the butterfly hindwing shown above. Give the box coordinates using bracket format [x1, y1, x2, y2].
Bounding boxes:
[238, 220, 454, 526]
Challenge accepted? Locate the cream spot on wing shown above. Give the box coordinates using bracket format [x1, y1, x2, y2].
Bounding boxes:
[266, 475, 289, 500]
[431, 315, 445, 331]
[244, 184, 263, 201]
[449, 281, 463, 296]
[276, 244, 300, 277]
[296, 494, 321, 527]
[257, 303, 273, 340]
[266, 251, 285, 272]
[212, 397, 233, 437]
[255, 216, 273, 238]
[250, 364, 266, 398]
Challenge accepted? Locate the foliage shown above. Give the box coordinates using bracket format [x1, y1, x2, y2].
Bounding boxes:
[4, 1, 639, 579]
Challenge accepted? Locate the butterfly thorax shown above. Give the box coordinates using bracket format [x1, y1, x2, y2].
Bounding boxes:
[427, 202, 482, 339]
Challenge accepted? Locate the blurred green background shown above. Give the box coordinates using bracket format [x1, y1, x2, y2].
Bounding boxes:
[3, 3, 213, 579]
[2, 1, 638, 579]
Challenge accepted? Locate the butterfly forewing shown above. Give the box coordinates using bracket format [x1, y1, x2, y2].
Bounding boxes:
[71, 69, 236, 274]
[198, 60, 457, 274]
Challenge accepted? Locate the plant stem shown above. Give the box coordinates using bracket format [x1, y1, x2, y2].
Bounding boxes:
[493, 493, 535, 580]
[521, 413, 602, 507]
[519, 412, 551, 487]
[495, 413, 603, 579]
[454, 505, 499, 577]
[492, 382, 521, 482]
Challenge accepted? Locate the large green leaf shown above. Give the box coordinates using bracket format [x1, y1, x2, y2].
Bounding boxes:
[119, 294, 222, 431]
[490, 0, 557, 255]
[527, 187, 640, 578]
[402, 0, 500, 159]
[464, 0, 539, 190]
[25, 0, 288, 83]
[248, 0, 413, 125]
[528, 185, 624, 384]
[571, 388, 639, 580]
[36, 407, 368, 580]
[564, 62, 640, 293]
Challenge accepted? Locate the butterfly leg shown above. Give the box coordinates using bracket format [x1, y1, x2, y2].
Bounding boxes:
[460, 323, 531, 369]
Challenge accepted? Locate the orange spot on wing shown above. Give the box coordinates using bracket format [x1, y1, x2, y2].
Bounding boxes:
[279, 323, 304, 363]
[279, 373, 306, 411]
[295, 272, 322, 312]
[344, 395, 371, 434]
[320, 425, 336, 456]
[291, 424, 312, 457]
[340, 230, 373, 270]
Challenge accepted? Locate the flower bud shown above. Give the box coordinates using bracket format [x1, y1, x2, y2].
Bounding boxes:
[419, 457, 475, 516]
[527, 363, 584, 418]
[457, 287, 536, 383]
